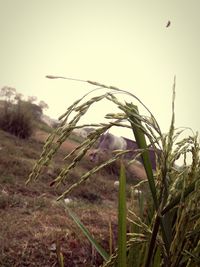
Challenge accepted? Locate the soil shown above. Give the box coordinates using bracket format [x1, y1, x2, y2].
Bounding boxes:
[33, 130, 79, 152]
[0, 129, 121, 267]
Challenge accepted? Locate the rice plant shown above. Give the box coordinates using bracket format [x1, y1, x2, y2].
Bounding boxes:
[27, 76, 200, 266]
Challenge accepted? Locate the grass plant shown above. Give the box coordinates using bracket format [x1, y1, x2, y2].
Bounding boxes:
[28, 76, 200, 266]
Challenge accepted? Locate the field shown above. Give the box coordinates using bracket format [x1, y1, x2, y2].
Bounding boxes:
[1, 88, 199, 267]
[0, 127, 134, 266]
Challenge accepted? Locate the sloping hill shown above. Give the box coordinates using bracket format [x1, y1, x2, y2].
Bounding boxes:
[0, 128, 121, 266]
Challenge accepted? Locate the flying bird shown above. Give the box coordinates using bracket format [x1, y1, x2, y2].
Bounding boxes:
[166, 20, 171, 28]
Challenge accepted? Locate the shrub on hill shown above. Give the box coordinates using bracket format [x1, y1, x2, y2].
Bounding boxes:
[0, 86, 51, 139]
[0, 87, 35, 139]
[0, 101, 33, 139]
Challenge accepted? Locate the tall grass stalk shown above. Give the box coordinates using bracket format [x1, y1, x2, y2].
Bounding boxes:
[118, 162, 127, 267]
[63, 202, 110, 262]
[28, 76, 200, 266]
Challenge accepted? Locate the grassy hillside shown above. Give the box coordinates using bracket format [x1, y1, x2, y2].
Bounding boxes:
[0, 127, 128, 266]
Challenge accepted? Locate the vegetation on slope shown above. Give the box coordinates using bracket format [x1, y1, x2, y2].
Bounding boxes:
[0, 126, 126, 266]
[28, 77, 200, 266]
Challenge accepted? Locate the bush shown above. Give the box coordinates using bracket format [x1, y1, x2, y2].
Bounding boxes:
[0, 103, 33, 139]
[0, 87, 35, 139]
[25, 102, 43, 120]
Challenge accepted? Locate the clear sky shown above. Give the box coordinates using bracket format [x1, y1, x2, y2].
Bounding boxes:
[0, 0, 199, 138]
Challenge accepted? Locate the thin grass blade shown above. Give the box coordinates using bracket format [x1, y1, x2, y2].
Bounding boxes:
[126, 104, 171, 258]
[118, 162, 127, 267]
[64, 205, 110, 262]
[126, 103, 158, 209]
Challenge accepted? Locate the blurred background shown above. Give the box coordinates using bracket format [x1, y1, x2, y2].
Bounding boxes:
[0, 0, 199, 138]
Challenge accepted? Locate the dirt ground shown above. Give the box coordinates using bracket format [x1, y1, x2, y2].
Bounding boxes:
[33, 130, 79, 152]
[0, 129, 121, 267]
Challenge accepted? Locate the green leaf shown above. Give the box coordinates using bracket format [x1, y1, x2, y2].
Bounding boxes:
[126, 103, 158, 209]
[64, 204, 110, 262]
[118, 162, 127, 267]
[126, 103, 170, 261]
[153, 247, 162, 266]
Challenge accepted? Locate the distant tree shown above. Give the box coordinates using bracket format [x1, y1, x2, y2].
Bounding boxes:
[15, 93, 23, 99]
[39, 100, 49, 111]
[0, 86, 17, 113]
[28, 96, 37, 103]
[0, 87, 33, 139]
[14, 93, 23, 102]
[0, 86, 16, 102]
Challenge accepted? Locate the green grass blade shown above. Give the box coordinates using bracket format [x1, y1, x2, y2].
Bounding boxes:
[64, 205, 110, 262]
[138, 191, 145, 219]
[126, 104, 170, 257]
[58, 252, 64, 267]
[126, 103, 158, 209]
[127, 223, 140, 267]
[56, 239, 65, 267]
[144, 214, 161, 267]
[153, 246, 162, 266]
[118, 162, 127, 267]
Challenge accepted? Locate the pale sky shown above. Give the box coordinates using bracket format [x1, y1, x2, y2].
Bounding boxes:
[0, 0, 199, 139]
